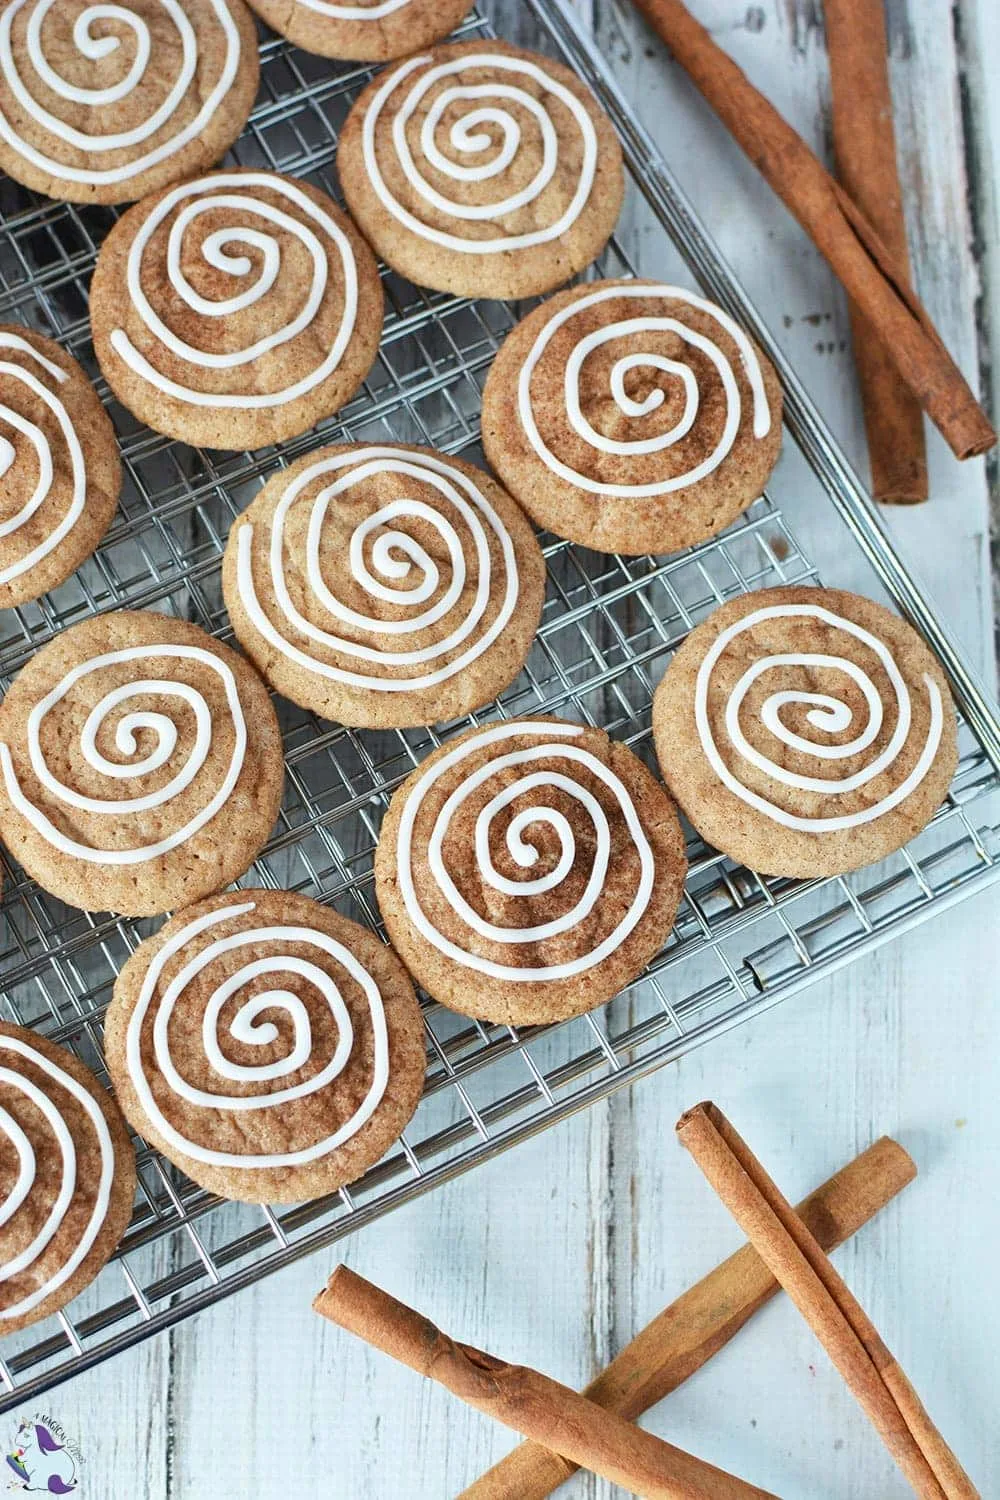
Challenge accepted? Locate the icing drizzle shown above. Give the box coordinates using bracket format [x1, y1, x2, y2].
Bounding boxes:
[396, 721, 655, 982]
[0, 332, 88, 589]
[235, 447, 521, 693]
[125, 901, 389, 1169]
[0, 642, 248, 864]
[0, 1032, 115, 1323]
[516, 283, 772, 498]
[298, 0, 412, 14]
[360, 50, 598, 254]
[694, 602, 945, 832]
[0, 0, 241, 188]
[108, 172, 360, 410]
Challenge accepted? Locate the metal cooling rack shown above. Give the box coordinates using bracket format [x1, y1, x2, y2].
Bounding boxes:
[0, 0, 998, 1409]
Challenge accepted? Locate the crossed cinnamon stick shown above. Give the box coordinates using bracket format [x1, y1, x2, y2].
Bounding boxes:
[314, 1132, 961, 1498]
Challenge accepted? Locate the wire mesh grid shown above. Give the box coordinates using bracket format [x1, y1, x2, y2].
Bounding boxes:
[0, 0, 999, 1408]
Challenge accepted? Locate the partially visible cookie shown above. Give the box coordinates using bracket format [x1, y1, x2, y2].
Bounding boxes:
[244, 0, 470, 60]
[0, 1022, 135, 1334]
[0, 0, 259, 205]
[337, 41, 624, 300]
[90, 169, 384, 451]
[0, 325, 121, 609]
[0, 609, 285, 916]
[104, 889, 426, 1203]
[652, 586, 958, 878]
[221, 443, 546, 729]
[482, 279, 783, 556]
[374, 715, 687, 1026]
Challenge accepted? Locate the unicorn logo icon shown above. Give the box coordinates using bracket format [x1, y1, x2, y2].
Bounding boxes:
[5, 1419, 78, 1493]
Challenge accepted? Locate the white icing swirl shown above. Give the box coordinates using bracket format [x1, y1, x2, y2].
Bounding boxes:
[0, 332, 87, 589]
[297, 0, 412, 14]
[695, 602, 945, 832]
[0, 642, 247, 864]
[125, 901, 389, 1169]
[0, 1032, 115, 1323]
[516, 283, 772, 498]
[108, 172, 360, 410]
[0, 0, 241, 188]
[361, 50, 598, 254]
[396, 721, 655, 981]
[236, 447, 520, 692]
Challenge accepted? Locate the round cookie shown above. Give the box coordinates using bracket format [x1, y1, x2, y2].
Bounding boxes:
[243, 0, 471, 61]
[103, 888, 426, 1203]
[0, 609, 285, 916]
[0, 1022, 135, 1334]
[221, 443, 546, 729]
[90, 168, 384, 451]
[374, 715, 687, 1026]
[0, 325, 121, 609]
[652, 586, 958, 878]
[336, 40, 624, 300]
[481, 279, 783, 556]
[0, 0, 260, 206]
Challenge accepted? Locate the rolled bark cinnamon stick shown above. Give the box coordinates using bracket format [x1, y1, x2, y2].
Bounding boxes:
[826, 0, 928, 503]
[460, 1135, 915, 1500]
[677, 1103, 979, 1500]
[628, 0, 996, 462]
[314, 1266, 781, 1500]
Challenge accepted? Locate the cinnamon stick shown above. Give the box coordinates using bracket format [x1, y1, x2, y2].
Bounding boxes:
[826, 0, 928, 502]
[314, 1266, 781, 1500]
[461, 1135, 915, 1500]
[677, 1103, 979, 1500]
[628, 0, 996, 462]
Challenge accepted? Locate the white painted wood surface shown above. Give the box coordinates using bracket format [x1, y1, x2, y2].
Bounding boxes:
[19, 4, 1000, 1496]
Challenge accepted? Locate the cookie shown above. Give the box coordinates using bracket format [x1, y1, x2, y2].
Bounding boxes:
[90, 169, 384, 451]
[103, 888, 426, 1203]
[221, 442, 546, 729]
[0, 325, 121, 609]
[0, 1022, 135, 1334]
[374, 715, 687, 1025]
[336, 40, 624, 300]
[0, 609, 285, 916]
[243, 0, 470, 61]
[0, 0, 259, 206]
[481, 279, 783, 556]
[652, 586, 958, 878]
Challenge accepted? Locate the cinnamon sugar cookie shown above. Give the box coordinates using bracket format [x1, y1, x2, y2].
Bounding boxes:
[221, 443, 546, 729]
[0, 1022, 135, 1334]
[244, 0, 470, 61]
[374, 716, 687, 1026]
[0, 609, 284, 915]
[652, 587, 958, 878]
[90, 169, 384, 451]
[104, 889, 426, 1203]
[337, 41, 624, 300]
[0, 325, 121, 609]
[0, 0, 259, 206]
[482, 279, 783, 555]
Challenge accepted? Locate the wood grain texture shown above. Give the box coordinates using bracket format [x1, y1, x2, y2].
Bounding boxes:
[16, 5, 998, 1498]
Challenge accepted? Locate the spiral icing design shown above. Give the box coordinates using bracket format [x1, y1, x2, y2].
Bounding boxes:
[0, 332, 85, 590]
[124, 900, 389, 1169]
[395, 721, 656, 982]
[0, 1031, 116, 1324]
[234, 447, 521, 693]
[695, 602, 946, 832]
[0, 0, 243, 189]
[107, 172, 361, 410]
[360, 49, 599, 254]
[515, 283, 773, 498]
[0, 641, 247, 864]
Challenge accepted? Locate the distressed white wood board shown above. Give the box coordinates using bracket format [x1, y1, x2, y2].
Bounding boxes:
[17, 3, 999, 1496]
